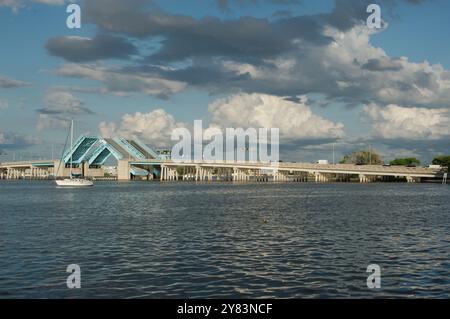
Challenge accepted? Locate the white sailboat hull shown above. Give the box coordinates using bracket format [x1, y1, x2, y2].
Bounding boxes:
[55, 179, 94, 187]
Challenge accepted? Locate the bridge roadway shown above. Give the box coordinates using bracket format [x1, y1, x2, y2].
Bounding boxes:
[124, 159, 444, 183]
[0, 160, 103, 180]
[0, 159, 444, 182]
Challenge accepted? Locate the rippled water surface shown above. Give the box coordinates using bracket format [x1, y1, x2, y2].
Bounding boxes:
[0, 181, 449, 298]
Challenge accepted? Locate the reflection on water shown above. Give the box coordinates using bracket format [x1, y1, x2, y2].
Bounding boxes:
[0, 181, 449, 298]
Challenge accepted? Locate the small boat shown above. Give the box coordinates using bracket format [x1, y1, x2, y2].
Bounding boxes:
[56, 178, 93, 187]
[55, 120, 94, 187]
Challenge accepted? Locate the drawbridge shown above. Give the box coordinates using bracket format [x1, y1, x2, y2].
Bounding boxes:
[62, 136, 165, 171]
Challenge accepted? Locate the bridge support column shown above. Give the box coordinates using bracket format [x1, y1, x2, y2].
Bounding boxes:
[191, 166, 196, 181]
[406, 176, 420, 183]
[359, 174, 370, 183]
[195, 166, 200, 181]
[315, 173, 328, 183]
[117, 160, 131, 181]
[208, 168, 213, 181]
[161, 166, 164, 181]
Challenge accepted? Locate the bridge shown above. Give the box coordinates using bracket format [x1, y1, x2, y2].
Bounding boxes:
[127, 159, 444, 183]
[0, 135, 167, 180]
[0, 135, 446, 183]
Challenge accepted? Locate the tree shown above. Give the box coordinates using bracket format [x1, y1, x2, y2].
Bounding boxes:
[432, 156, 450, 167]
[390, 158, 421, 166]
[176, 166, 185, 176]
[340, 149, 383, 165]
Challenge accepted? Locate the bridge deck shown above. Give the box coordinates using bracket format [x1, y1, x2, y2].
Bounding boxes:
[129, 160, 443, 178]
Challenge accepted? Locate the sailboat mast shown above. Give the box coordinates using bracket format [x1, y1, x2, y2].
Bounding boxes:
[70, 119, 73, 179]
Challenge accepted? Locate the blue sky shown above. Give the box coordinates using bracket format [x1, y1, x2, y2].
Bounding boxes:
[1, 0, 450, 163]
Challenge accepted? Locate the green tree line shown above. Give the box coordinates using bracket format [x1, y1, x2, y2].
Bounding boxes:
[340, 149, 450, 169]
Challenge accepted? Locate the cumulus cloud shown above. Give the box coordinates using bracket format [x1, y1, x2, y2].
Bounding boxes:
[99, 109, 187, 148]
[153, 24, 450, 108]
[99, 93, 344, 149]
[56, 63, 186, 99]
[47, 0, 445, 107]
[46, 35, 138, 62]
[37, 90, 94, 130]
[209, 93, 345, 140]
[0, 74, 28, 88]
[364, 103, 450, 140]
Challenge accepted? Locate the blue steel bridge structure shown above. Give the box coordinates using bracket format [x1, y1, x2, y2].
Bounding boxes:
[62, 135, 169, 177]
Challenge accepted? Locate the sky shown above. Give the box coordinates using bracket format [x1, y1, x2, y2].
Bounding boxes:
[1, 0, 450, 164]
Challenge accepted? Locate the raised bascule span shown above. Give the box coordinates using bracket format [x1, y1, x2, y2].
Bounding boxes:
[0, 135, 447, 183]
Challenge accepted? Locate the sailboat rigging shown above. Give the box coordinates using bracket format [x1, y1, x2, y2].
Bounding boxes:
[55, 120, 94, 187]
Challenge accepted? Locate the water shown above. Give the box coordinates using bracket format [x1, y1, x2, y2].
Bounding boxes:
[0, 181, 449, 299]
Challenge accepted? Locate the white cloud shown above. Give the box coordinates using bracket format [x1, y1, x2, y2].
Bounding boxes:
[37, 90, 93, 130]
[208, 93, 344, 140]
[364, 103, 450, 140]
[0, 74, 28, 88]
[0, 0, 64, 12]
[57, 63, 187, 98]
[99, 109, 187, 148]
[98, 93, 344, 149]
[214, 25, 450, 109]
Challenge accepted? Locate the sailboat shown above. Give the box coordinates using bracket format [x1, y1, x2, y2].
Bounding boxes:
[55, 120, 94, 187]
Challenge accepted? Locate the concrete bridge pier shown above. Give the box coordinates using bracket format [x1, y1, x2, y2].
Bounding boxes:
[232, 168, 239, 181]
[315, 172, 329, 183]
[200, 167, 213, 181]
[194, 165, 205, 181]
[337, 174, 350, 182]
[406, 176, 421, 183]
[8, 168, 21, 179]
[273, 170, 280, 182]
[359, 174, 375, 183]
[168, 167, 178, 181]
[292, 172, 302, 182]
[255, 169, 268, 182]
[233, 168, 250, 181]
[219, 167, 233, 181]
[181, 166, 192, 181]
[273, 170, 289, 182]
[160, 165, 177, 181]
